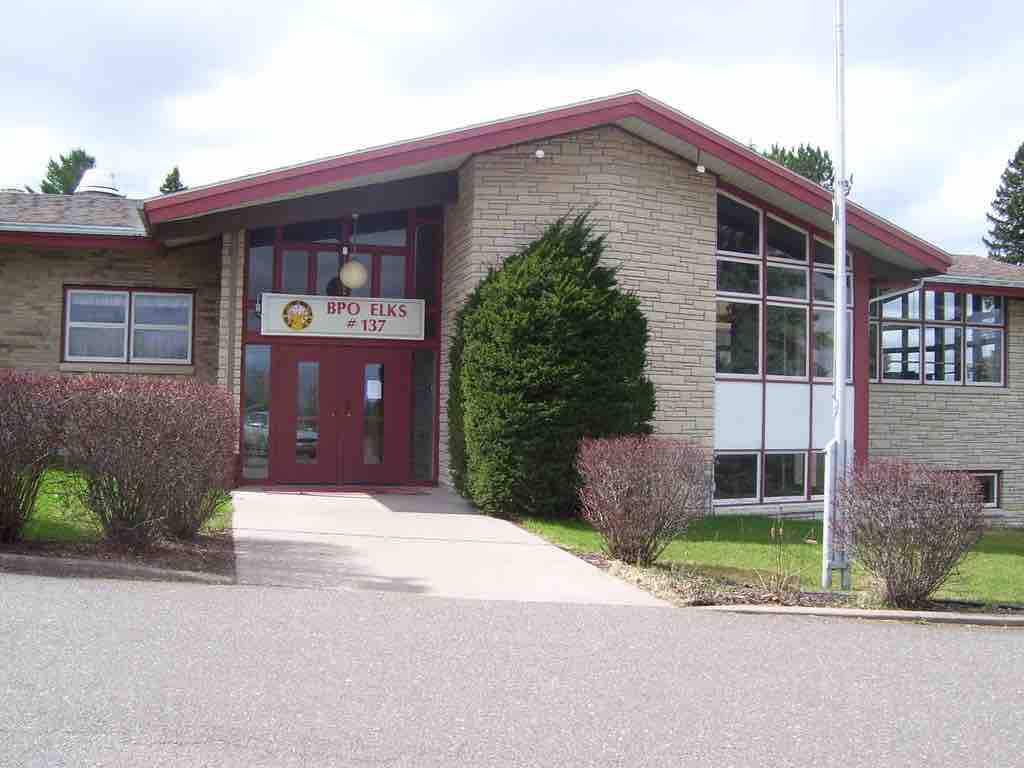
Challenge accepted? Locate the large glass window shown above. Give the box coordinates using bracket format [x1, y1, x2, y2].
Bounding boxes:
[766, 217, 807, 262]
[65, 289, 192, 364]
[764, 453, 806, 498]
[717, 195, 760, 255]
[766, 265, 806, 300]
[766, 305, 807, 377]
[716, 301, 760, 375]
[282, 250, 309, 294]
[411, 350, 437, 482]
[714, 453, 759, 501]
[869, 289, 1006, 386]
[247, 243, 274, 331]
[352, 211, 407, 246]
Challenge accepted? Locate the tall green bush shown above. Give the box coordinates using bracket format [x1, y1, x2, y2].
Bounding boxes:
[453, 212, 655, 518]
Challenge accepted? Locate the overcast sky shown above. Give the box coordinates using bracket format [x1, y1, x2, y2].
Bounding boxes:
[2, 1, 1021, 255]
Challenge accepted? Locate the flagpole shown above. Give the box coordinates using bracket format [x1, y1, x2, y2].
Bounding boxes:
[824, 0, 851, 590]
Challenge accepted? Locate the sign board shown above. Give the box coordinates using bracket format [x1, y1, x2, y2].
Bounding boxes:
[260, 294, 425, 340]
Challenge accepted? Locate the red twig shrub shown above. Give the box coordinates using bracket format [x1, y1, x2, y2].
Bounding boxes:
[835, 459, 987, 608]
[0, 371, 69, 543]
[577, 436, 712, 566]
[64, 376, 236, 547]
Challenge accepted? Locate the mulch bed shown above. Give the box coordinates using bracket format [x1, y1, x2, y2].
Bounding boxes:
[576, 551, 1024, 615]
[1, 530, 236, 578]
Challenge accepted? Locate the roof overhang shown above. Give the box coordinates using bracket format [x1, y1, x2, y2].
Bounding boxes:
[143, 91, 953, 275]
[0, 229, 158, 252]
[921, 274, 1024, 298]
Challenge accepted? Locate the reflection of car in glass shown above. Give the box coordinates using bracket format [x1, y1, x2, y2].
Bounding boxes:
[296, 418, 319, 460]
[244, 411, 269, 456]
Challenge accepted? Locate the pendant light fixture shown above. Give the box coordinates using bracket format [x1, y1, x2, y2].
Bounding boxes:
[338, 212, 369, 292]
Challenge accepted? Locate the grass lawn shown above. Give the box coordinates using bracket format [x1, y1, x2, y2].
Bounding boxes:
[21, 471, 234, 545]
[521, 514, 1024, 606]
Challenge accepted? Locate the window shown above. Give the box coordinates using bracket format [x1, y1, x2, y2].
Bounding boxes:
[717, 195, 760, 255]
[972, 472, 999, 508]
[714, 453, 759, 501]
[717, 259, 761, 295]
[869, 289, 1006, 386]
[766, 264, 807, 300]
[813, 270, 853, 306]
[814, 309, 853, 380]
[716, 301, 760, 375]
[766, 217, 807, 262]
[810, 451, 827, 497]
[65, 289, 192, 364]
[766, 305, 807, 377]
[763, 452, 806, 499]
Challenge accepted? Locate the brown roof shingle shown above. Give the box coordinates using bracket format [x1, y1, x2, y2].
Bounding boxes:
[945, 254, 1024, 282]
[0, 192, 147, 235]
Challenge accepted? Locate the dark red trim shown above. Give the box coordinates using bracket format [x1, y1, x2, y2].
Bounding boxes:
[921, 281, 1024, 299]
[143, 93, 951, 273]
[853, 253, 872, 463]
[0, 231, 159, 252]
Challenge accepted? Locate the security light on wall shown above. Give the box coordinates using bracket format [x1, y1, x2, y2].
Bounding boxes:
[695, 149, 706, 174]
[339, 213, 369, 290]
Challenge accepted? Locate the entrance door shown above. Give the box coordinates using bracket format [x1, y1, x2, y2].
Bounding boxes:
[271, 347, 412, 485]
[339, 349, 412, 485]
[272, 347, 338, 484]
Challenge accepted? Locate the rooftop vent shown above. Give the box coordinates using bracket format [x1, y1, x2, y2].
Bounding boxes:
[1, 187, 26, 193]
[75, 168, 122, 196]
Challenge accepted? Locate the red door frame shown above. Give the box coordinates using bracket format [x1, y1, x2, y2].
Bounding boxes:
[237, 207, 443, 486]
[271, 346, 339, 484]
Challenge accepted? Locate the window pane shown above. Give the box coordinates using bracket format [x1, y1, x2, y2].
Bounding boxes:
[814, 310, 834, 378]
[716, 301, 760, 375]
[764, 453, 806, 498]
[966, 327, 1003, 384]
[924, 326, 962, 383]
[411, 350, 437, 482]
[282, 250, 309, 294]
[133, 294, 190, 326]
[363, 363, 385, 464]
[69, 292, 127, 323]
[714, 454, 759, 500]
[813, 239, 834, 266]
[881, 325, 921, 381]
[766, 218, 806, 262]
[243, 346, 271, 480]
[717, 260, 760, 295]
[316, 251, 342, 295]
[247, 244, 274, 331]
[415, 224, 440, 338]
[68, 326, 125, 360]
[813, 271, 852, 305]
[924, 290, 962, 322]
[811, 451, 826, 496]
[380, 254, 406, 298]
[352, 211, 407, 246]
[966, 295, 1004, 325]
[717, 195, 759, 255]
[132, 329, 189, 361]
[282, 219, 340, 243]
[869, 323, 879, 380]
[766, 305, 807, 377]
[296, 361, 320, 464]
[766, 265, 806, 300]
[880, 291, 920, 320]
[975, 474, 997, 506]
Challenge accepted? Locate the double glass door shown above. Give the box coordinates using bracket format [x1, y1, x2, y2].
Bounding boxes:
[272, 347, 411, 485]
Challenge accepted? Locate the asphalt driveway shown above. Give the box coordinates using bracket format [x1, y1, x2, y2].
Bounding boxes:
[231, 487, 661, 606]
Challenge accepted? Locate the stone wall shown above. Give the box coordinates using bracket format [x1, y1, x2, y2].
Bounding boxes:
[439, 124, 717, 486]
[869, 298, 1024, 510]
[0, 239, 222, 383]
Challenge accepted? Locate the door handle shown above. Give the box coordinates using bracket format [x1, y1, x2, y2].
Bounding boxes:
[344, 400, 352, 417]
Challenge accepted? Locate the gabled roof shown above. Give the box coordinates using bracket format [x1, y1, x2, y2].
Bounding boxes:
[0, 191, 147, 236]
[923, 254, 1024, 294]
[143, 90, 953, 273]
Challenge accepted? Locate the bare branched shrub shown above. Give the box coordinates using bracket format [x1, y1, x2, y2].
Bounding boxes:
[0, 371, 69, 543]
[577, 436, 711, 566]
[64, 376, 236, 547]
[835, 459, 987, 609]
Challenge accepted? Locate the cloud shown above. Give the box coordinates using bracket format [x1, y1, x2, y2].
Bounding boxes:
[2, 0, 1022, 256]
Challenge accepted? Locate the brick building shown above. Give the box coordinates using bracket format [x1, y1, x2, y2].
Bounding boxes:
[1, 92, 1019, 510]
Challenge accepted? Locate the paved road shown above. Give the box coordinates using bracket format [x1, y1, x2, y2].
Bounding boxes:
[2, 573, 1021, 767]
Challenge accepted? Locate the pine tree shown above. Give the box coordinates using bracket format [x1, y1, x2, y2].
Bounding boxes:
[763, 143, 835, 190]
[159, 166, 187, 194]
[39, 149, 95, 194]
[984, 142, 1024, 264]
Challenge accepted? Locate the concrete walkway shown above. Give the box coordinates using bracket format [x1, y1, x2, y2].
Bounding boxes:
[231, 487, 662, 606]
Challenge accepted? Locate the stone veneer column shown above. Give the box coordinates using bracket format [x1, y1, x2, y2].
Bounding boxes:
[216, 230, 245, 408]
[438, 125, 717, 487]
